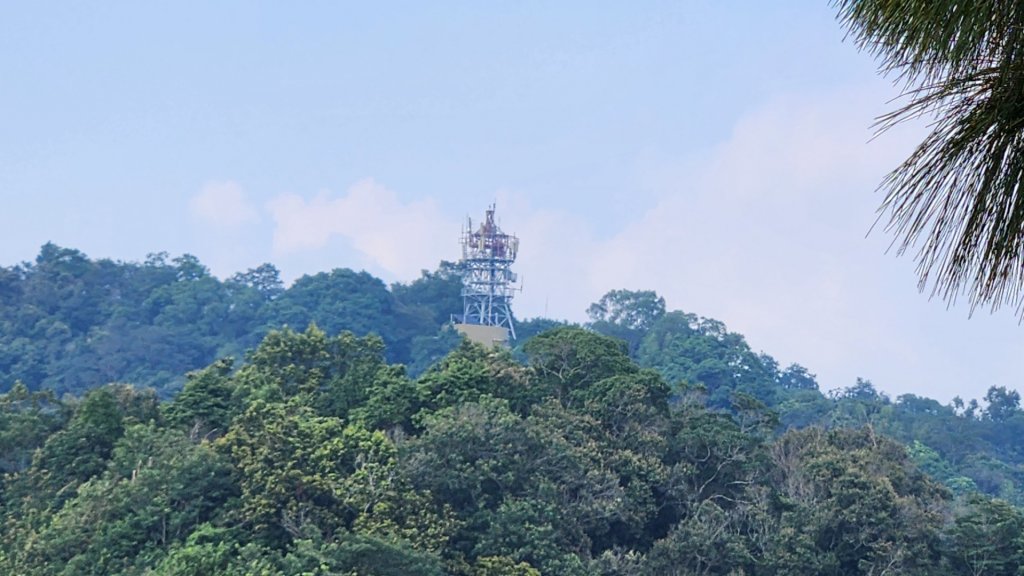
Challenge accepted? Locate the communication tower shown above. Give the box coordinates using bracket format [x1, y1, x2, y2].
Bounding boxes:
[456, 204, 519, 343]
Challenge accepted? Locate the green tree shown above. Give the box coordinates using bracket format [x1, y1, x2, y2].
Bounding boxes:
[414, 340, 513, 417]
[224, 400, 423, 549]
[229, 263, 285, 300]
[637, 311, 779, 407]
[983, 385, 1021, 423]
[28, 385, 155, 500]
[403, 397, 533, 516]
[407, 326, 463, 376]
[948, 494, 1024, 576]
[0, 382, 64, 474]
[642, 500, 753, 576]
[280, 532, 445, 576]
[26, 424, 237, 575]
[778, 363, 818, 391]
[768, 427, 948, 575]
[163, 358, 238, 439]
[266, 268, 421, 364]
[391, 263, 464, 328]
[587, 290, 666, 355]
[471, 498, 588, 576]
[151, 525, 283, 576]
[523, 327, 637, 408]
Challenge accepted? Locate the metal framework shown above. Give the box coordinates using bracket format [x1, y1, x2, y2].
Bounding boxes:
[458, 204, 519, 339]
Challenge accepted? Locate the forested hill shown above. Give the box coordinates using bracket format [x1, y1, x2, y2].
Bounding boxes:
[0, 243, 465, 395]
[3, 325, 1024, 575]
[6, 243, 1024, 541]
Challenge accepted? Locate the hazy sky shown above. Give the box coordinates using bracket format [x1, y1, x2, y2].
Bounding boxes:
[2, 2, 1020, 403]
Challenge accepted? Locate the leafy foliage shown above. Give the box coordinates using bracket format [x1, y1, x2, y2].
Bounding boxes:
[0, 317, 1019, 575]
[0, 245, 463, 397]
[2, 249, 1024, 574]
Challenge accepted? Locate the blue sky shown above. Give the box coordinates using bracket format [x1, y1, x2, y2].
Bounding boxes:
[2, 2, 1020, 403]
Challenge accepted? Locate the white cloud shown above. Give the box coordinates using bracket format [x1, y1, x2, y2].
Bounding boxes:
[497, 84, 1022, 402]
[258, 85, 1021, 403]
[266, 178, 455, 279]
[587, 88, 918, 390]
[189, 180, 260, 229]
[499, 86, 916, 327]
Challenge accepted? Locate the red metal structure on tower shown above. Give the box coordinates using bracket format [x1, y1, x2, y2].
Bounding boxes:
[456, 204, 519, 341]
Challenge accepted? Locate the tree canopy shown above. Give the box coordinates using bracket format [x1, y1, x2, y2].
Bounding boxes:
[0, 245, 465, 397]
[2, 248, 1024, 573]
[6, 323, 1020, 575]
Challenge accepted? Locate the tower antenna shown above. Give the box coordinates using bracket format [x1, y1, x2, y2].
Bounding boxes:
[454, 204, 520, 345]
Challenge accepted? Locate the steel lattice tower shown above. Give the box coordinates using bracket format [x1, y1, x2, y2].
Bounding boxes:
[458, 204, 519, 340]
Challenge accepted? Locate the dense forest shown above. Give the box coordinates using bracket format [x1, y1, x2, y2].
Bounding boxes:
[2, 245, 1024, 574]
[0, 243, 465, 394]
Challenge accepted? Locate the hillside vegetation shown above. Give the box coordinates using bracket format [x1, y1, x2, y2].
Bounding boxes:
[1, 245, 1024, 574]
[0, 243, 463, 395]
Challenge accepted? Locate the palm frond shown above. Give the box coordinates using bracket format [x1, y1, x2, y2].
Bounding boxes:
[835, 0, 1024, 315]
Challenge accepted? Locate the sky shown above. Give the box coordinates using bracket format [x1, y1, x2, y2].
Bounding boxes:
[1, 2, 1020, 403]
